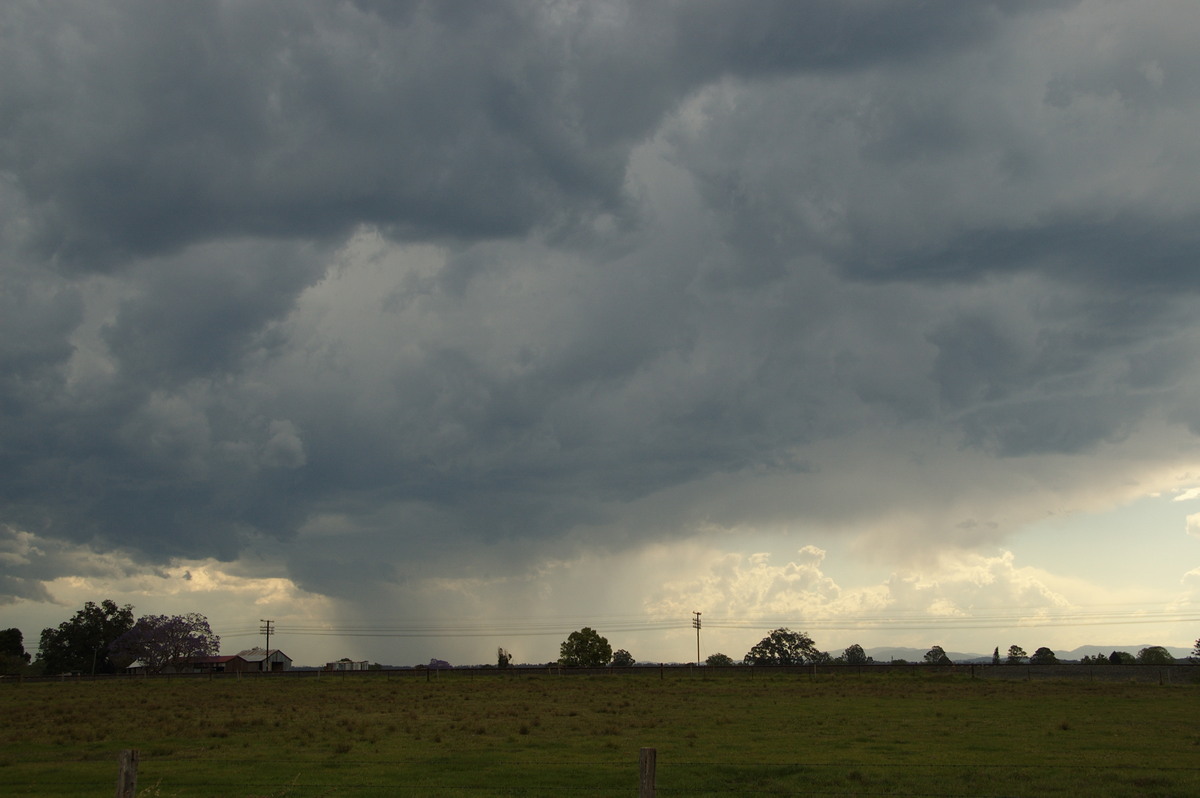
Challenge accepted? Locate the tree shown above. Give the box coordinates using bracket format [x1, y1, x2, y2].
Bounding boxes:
[1109, 650, 1134, 665]
[497, 647, 512, 668]
[109, 613, 219, 674]
[1005, 645, 1027, 665]
[0, 628, 31, 675]
[923, 646, 951, 665]
[842, 643, 871, 665]
[706, 652, 735, 667]
[559, 627, 612, 667]
[1135, 646, 1175, 665]
[38, 599, 135, 675]
[992, 647, 1000, 665]
[0, 628, 29, 661]
[1029, 647, 1057, 665]
[743, 628, 824, 666]
[1193, 638, 1200, 662]
[612, 649, 635, 667]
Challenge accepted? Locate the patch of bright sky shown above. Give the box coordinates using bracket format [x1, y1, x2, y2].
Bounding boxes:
[1011, 490, 1200, 592]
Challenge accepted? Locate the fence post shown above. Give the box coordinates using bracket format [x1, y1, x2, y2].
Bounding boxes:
[115, 749, 139, 798]
[639, 747, 656, 798]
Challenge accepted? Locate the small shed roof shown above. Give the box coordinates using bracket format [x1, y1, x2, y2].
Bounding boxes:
[236, 648, 290, 662]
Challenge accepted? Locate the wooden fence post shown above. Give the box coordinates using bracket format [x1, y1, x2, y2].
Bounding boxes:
[115, 749, 139, 798]
[639, 747, 656, 798]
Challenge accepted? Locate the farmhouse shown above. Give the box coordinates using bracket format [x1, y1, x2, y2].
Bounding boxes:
[236, 647, 293, 672]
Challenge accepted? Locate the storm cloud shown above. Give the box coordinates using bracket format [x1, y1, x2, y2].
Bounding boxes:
[3, 0, 1200, 657]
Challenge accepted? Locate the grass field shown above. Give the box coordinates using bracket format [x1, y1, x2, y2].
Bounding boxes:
[2, 669, 1199, 797]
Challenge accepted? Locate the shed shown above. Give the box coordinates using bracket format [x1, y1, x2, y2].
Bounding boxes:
[236, 647, 293, 672]
[189, 655, 252, 673]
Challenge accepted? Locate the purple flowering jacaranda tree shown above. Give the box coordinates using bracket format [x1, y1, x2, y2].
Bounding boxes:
[110, 613, 220, 673]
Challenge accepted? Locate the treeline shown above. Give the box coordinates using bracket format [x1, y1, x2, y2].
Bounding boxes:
[5, 609, 1198, 676]
[2, 599, 218, 677]
[543, 627, 1198, 669]
[978, 644, 1180, 667]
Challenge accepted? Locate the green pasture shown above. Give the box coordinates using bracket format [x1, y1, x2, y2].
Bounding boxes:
[2, 670, 1198, 796]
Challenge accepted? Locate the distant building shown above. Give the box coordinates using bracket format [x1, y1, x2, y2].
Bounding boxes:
[189, 655, 252, 673]
[427, 658, 451, 670]
[325, 658, 369, 671]
[124, 654, 253, 675]
[236, 647, 292, 672]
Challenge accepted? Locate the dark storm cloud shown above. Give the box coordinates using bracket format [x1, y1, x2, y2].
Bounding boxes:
[3, 1, 626, 266]
[102, 240, 326, 385]
[0, 263, 81, 408]
[0, 0, 1053, 271]
[957, 394, 1143, 457]
[677, 0, 1059, 74]
[861, 213, 1200, 288]
[2, 0, 1200, 603]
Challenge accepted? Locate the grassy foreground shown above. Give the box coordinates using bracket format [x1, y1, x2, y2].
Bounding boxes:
[2, 670, 1199, 797]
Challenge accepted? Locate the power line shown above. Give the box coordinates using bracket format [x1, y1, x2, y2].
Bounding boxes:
[197, 601, 1200, 648]
[259, 619, 274, 653]
[204, 607, 1200, 641]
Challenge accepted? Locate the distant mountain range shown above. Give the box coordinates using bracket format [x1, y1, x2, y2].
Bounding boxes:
[865, 644, 1195, 663]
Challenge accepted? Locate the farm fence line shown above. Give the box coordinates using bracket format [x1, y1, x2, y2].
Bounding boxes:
[79, 746, 1195, 797]
[5, 661, 1198, 686]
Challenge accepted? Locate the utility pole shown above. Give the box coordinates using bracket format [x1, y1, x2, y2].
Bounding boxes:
[259, 619, 274, 665]
[692, 611, 702, 665]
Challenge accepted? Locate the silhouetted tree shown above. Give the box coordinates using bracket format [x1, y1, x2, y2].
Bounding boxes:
[1136, 646, 1174, 665]
[706, 652, 735, 666]
[38, 600, 135, 675]
[0, 628, 31, 675]
[1109, 650, 1134, 664]
[611, 649, 635, 667]
[992, 646, 1000, 665]
[923, 645, 951, 665]
[497, 648, 512, 668]
[743, 628, 824, 666]
[559, 627, 612, 667]
[842, 644, 871, 665]
[1029, 647, 1057, 664]
[1006, 645, 1027, 665]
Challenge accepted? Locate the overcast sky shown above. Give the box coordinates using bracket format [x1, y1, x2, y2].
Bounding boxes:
[4, 0, 1200, 666]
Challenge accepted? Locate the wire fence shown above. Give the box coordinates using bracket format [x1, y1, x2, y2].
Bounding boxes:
[6, 664, 1199, 796]
[14, 750, 1200, 797]
[6, 660, 1199, 685]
